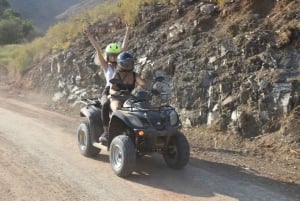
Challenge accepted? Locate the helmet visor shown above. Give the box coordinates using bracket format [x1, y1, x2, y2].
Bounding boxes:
[118, 59, 134, 71]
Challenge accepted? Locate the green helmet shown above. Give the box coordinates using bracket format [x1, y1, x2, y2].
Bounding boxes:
[105, 43, 121, 54]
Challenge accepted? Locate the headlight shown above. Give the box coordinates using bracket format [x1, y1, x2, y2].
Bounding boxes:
[123, 100, 132, 108]
[169, 110, 179, 126]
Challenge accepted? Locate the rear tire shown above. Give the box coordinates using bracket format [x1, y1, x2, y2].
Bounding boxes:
[163, 131, 190, 169]
[109, 135, 136, 177]
[77, 121, 100, 157]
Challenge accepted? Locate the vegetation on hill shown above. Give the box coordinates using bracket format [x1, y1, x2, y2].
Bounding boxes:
[0, 0, 175, 74]
[0, 0, 34, 45]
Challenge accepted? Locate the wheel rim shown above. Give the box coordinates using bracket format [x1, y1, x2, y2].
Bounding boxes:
[78, 129, 87, 150]
[111, 144, 123, 169]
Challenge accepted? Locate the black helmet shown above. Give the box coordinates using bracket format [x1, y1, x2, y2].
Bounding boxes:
[117, 51, 134, 71]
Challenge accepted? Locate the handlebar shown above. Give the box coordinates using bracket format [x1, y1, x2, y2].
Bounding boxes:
[80, 98, 100, 105]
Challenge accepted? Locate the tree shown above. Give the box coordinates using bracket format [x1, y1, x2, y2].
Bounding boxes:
[0, 0, 35, 45]
[0, 19, 23, 44]
[2, 8, 21, 19]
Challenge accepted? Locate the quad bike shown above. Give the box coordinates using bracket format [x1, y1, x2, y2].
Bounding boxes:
[77, 77, 190, 177]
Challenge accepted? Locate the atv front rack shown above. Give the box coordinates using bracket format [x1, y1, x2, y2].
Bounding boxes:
[80, 98, 100, 106]
[120, 105, 174, 112]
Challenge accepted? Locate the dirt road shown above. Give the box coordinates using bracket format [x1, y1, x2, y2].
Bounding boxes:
[0, 94, 299, 201]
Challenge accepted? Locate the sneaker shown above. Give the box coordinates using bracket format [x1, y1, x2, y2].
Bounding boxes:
[99, 132, 108, 143]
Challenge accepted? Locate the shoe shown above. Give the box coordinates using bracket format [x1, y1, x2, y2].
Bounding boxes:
[99, 132, 108, 143]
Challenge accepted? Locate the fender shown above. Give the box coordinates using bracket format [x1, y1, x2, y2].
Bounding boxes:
[110, 110, 142, 129]
[80, 105, 103, 143]
[108, 110, 137, 148]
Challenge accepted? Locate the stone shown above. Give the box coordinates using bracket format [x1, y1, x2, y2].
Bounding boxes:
[200, 4, 216, 15]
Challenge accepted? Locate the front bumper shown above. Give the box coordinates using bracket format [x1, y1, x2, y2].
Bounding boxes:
[133, 126, 180, 152]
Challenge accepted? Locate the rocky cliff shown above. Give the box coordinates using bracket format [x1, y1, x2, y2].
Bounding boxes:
[20, 0, 300, 144]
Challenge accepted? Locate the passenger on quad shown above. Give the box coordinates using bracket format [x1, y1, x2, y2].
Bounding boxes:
[83, 24, 131, 143]
[109, 51, 146, 112]
[77, 51, 190, 177]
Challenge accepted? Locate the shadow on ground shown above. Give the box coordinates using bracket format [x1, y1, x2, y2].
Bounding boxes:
[126, 155, 300, 201]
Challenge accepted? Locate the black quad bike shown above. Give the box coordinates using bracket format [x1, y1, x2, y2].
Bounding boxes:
[77, 77, 190, 177]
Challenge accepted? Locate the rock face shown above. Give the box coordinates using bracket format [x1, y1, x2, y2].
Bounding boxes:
[21, 0, 300, 138]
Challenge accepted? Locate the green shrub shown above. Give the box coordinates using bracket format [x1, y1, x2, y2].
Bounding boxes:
[45, 21, 81, 52]
[0, 0, 35, 45]
[12, 45, 33, 74]
[116, 0, 172, 25]
[117, 0, 140, 25]
[83, 3, 119, 24]
[217, 0, 227, 7]
[0, 45, 17, 67]
[0, 19, 24, 44]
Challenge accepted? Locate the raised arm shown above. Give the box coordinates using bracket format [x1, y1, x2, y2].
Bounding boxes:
[82, 24, 108, 71]
[121, 25, 131, 51]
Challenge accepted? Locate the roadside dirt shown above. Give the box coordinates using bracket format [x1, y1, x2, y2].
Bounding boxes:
[187, 126, 300, 185]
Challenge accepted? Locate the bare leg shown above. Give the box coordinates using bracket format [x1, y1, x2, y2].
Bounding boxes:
[110, 98, 120, 112]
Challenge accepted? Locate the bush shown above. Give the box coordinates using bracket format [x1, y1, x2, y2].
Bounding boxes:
[0, 0, 35, 45]
[0, 19, 23, 44]
[12, 45, 33, 74]
[0, 45, 17, 67]
[116, 0, 172, 25]
[217, 0, 227, 7]
[117, 0, 141, 25]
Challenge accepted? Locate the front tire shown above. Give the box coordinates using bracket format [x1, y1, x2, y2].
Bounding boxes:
[109, 135, 136, 177]
[77, 121, 100, 157]
[163, 132, 190, 169]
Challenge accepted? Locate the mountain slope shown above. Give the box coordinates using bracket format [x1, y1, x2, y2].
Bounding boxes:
[7, 0, 103, 31]
[56, 0, 114, 21]
[20, 0, 300, 137]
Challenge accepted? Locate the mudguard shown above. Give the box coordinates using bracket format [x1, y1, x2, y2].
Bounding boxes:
[108, 110, 136, 148]
[80, 105, 103, 143]
[110, 110, 142, 129]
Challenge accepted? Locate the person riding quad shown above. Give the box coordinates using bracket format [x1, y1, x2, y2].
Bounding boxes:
[83, 24, 131, 143]
[109, 51, 146, 112]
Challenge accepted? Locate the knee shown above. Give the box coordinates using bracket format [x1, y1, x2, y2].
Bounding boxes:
[110, 102, 116, 112]
[110, 100, 120, 112]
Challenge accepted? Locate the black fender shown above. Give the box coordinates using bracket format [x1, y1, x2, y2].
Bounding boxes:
[80, 105, 103, 143]
[108, 110, 137, 147]
[110, 110, 140, 129]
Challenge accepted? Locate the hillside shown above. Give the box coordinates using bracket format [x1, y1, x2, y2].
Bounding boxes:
[7, 0, 103, 31]
[56, 0, 116, 21]
[4, 0, 300, 183]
